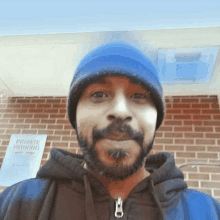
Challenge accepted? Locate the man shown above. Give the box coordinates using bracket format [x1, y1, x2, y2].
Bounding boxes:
[1, 41, 220, 219]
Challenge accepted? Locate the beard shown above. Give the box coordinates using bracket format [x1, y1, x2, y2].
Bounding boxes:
[76, 122, 155, 181]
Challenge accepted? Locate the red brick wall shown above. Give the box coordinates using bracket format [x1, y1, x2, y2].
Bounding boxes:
[0, 95, 220, 202]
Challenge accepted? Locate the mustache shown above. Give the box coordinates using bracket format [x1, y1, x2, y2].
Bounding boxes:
[92, 122, 144, 147]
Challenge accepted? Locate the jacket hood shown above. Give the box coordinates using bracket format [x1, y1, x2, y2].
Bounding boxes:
[37, 148, 187, 219]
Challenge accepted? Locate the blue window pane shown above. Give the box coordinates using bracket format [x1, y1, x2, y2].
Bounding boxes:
[176, 62, 198, 79]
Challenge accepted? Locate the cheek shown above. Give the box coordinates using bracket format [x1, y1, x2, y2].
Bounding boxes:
[76, 101, 109, 143]
[145, 109, 157, 126]
[139, 108, 157, 140]
[76, 104, 95, 143]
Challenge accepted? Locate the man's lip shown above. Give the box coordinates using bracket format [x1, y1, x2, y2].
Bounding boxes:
[107, 138, 131, 141]
[107, 133, 131, 141]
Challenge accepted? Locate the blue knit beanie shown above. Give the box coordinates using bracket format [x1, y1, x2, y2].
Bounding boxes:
[68, 41, 165, 130]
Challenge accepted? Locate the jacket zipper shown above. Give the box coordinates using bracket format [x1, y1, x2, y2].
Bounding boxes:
[115, 197, 124, 218]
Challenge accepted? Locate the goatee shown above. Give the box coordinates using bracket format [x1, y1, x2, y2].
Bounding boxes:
[76, 122, 155, 181]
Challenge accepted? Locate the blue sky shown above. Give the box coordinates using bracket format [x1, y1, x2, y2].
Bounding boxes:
[1, 0, 220, 35]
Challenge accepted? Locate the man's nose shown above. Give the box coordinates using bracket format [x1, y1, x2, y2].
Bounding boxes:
[107, 94, 132, 123]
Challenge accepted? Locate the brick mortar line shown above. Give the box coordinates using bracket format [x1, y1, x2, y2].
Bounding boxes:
[199, 186, 220, 191]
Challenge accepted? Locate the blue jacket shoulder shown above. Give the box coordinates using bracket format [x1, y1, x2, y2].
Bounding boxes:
[0, 178, 51, 220]
[182, 188, 220, 219]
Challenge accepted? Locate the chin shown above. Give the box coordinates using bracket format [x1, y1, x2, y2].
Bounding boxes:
[84, 145, 148, 181]
[94, 139, 141, 165]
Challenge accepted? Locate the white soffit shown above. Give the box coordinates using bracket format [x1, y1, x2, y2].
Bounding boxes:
[0, 27, 220, 97]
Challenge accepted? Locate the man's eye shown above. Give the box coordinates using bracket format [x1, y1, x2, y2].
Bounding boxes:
[131, 93, 147, 99]
[90, 91, 108, 98]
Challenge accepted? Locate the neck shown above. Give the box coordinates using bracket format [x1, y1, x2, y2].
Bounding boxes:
[86, 164, 150, 200]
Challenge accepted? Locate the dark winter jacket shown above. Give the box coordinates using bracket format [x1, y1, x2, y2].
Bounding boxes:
[1, 148, 220, 219]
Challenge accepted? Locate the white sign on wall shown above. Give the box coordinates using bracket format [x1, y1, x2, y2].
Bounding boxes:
[0, 134, 47, 187]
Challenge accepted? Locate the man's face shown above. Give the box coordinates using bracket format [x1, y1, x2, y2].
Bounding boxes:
[76, 76, 157, 180]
